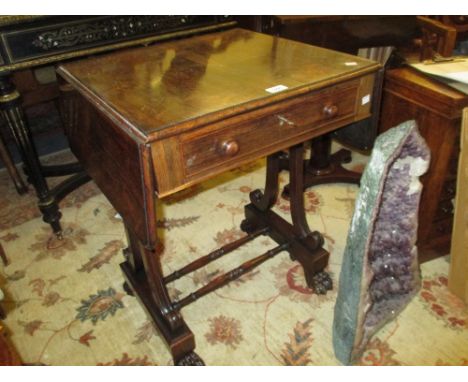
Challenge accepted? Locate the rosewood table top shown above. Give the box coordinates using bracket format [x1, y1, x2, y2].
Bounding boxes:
[58, 28, 378, 140]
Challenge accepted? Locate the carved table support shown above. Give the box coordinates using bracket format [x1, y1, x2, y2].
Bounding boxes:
[121, 225, 203, 365]
[243, 145, 333, 294]
[121, 146, 334, 365]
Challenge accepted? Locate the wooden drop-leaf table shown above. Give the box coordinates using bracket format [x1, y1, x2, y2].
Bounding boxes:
[57, 27, 379, 365]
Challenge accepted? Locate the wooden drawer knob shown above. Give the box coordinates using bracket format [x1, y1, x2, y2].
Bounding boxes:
[323, 104, 339, 118]
[218, 140, 240, 157]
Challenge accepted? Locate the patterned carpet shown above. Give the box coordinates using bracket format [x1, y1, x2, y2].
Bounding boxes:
[0, 148, 467, 366]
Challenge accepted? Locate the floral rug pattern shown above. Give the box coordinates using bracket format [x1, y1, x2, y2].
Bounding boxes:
[0, 149, 467, 366]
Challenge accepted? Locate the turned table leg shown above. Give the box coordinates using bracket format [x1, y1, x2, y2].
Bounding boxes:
[0, 73, 63, 235]
[0, 129, 28, 194]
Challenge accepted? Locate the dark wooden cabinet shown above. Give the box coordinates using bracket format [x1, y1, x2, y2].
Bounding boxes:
[380, 67, 468, 263]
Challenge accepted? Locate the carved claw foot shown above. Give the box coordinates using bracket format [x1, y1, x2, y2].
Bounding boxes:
[122, 282, 134, 296]
[176, 352, 205, 366]
[311, 271, 333, 295]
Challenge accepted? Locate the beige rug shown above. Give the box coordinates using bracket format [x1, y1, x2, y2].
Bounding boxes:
[0, 149, 467, 366]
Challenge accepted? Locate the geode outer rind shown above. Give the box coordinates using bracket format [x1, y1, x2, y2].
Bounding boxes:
[332, 120, 430, 365]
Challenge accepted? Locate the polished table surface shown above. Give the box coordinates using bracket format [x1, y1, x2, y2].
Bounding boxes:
[58, 28, 378, 138]
[57, 28, 379, 365]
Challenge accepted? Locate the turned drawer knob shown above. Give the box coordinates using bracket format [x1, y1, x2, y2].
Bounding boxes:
[323, 104, 339, 118]
[218, 140, 240, 157]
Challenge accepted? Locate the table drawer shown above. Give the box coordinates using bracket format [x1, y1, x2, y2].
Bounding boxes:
[150, 75, 376, 197]
[181, 81, 359, 177]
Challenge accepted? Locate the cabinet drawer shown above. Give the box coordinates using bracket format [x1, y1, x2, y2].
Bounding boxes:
[181, 81, 359, 178]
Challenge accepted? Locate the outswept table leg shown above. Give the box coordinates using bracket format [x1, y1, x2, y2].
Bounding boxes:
[121, 225, 204, 365]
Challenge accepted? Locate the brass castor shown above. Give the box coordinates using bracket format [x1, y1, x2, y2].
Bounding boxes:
[311, 271, 333, 295]
[176, 352, 205, 366]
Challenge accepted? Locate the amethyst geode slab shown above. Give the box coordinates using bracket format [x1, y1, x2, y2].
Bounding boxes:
[332, 120, 430, 365]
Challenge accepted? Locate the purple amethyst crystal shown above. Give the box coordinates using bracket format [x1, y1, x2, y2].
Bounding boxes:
[333, 120, 430, 364]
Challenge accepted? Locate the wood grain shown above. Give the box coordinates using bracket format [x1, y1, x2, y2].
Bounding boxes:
[57, 28, 379, 141]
